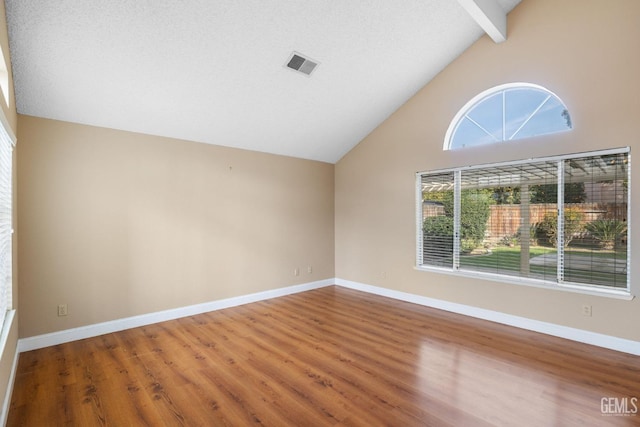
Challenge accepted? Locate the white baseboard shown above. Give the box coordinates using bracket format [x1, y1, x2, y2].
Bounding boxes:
[16, 277, 640, 356]
[18, 279, 334, 353]
[335, 278, 640, 356]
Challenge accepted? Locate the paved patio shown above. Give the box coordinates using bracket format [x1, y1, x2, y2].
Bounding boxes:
[529, 253, 627, 274]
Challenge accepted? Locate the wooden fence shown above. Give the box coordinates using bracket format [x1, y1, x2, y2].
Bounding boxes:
[486, 203, 627, 238]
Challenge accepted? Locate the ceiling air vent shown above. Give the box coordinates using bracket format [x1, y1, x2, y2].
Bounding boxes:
[286, 52, 319, 76]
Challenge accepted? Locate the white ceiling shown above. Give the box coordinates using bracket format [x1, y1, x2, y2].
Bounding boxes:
[5, 0, 521, 163]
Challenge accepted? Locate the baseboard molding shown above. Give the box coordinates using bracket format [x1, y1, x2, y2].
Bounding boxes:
[17, 277, 640, 356]
[335, 278, 640, 356]
[18, 279, 334, 353]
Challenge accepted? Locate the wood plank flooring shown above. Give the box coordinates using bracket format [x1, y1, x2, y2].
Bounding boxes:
[8, 286, 640, 426]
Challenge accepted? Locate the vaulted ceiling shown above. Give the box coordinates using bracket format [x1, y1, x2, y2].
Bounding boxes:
[5, 0, 521, 163]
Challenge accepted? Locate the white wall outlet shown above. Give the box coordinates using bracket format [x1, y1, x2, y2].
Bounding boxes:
[58, 304, 68, 316]
[307, 266, 312, 274]
[294, 267, 300, 277]
[582, 305, 592, 317]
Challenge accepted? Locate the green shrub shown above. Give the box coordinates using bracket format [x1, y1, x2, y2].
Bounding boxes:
[423, 189, 491, 253]
[585, 219, 627, 250]
[423, 215, 453, 235]
[499, 233, 519, 247]
[530, 183, 587, 203]
[423, 216, 453, 260]
[536, 214, 556, 246]
[459, 190, 491, 249]
[536, 208, 585, 248]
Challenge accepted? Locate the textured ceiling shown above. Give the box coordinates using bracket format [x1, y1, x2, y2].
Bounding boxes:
[5, 0, 521, 163]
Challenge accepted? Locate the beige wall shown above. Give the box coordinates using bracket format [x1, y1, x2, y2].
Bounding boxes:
[11, 0, 640, 349]
[335, 0, 640, 341]
[17, 115, 334, 337]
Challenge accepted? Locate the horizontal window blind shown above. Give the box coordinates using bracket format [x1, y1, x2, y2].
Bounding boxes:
[561, 153, 629, 288]
[421, 172, 454, 268]
[417, 148, 630, 294]
[0, 119, 12, 329]
[457, 161, 558, 281]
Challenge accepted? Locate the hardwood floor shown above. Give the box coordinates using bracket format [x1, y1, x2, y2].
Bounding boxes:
[8, 286, 640, 426]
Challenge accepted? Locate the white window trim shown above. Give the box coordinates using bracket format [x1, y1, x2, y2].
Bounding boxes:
[416, 147, 633, 300]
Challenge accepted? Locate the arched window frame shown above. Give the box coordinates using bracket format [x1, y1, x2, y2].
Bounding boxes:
[443, 83, 572, 150]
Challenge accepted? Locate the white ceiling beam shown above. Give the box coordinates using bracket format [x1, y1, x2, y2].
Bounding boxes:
[457, 0, 507, 43]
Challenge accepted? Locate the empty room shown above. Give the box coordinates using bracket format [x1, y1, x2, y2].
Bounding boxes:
[0, 0, 638, 425]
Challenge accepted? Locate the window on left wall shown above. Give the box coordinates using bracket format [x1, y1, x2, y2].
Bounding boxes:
[0, 114, 14, 331]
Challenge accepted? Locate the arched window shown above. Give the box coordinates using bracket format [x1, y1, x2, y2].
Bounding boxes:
[444, 83, 572, 150]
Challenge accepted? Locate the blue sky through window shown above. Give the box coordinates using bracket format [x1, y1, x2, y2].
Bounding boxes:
[446, 84, 571, 150]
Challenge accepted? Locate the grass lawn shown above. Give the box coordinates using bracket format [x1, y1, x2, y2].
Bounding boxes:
[457, 246, 627, 288]
[459, 246, 553, 277]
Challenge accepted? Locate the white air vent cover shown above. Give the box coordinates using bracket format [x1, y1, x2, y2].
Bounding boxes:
[285, 52, 319, 76]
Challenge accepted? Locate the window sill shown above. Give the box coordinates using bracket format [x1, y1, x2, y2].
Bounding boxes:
[414, 266, 634, 301]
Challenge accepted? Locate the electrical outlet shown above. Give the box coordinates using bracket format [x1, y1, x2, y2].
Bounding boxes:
[58, 304, 68, 317]
[294, 267, 300, 277]
[307, 266, 312, 274]
[582, 305, 592, 317]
